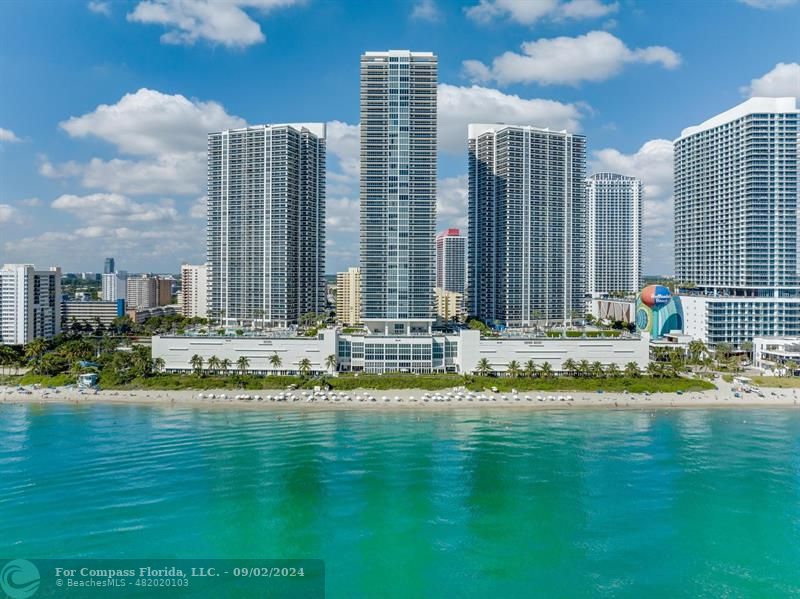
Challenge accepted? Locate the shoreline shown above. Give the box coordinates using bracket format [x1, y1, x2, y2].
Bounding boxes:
[3, 383, 800, 412]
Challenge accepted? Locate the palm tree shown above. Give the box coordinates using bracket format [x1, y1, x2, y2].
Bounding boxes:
[475, 358, 493, 377]
[715, 342, 732, 369]
[236, 356, 250, 375]
[24, 338, 48, 371]
[523, 359, 537, 378]
[562, 358, 577, 377]
[190, 354, 204, 376]
[605, 363, 621, 378]
[577, 360, 591, 378]
[785, 360, 798, 377]
[207, 355, 221, 374]
[539, 361, 553, 379]
[590, 361, 605, 378]
[269, 353, 282, 374]
[646, 361, 661, 378]
[152, 357, 165, 373]
[688, 339, 707, 365]
[298, 357, 312, 377]
[624, 362, 641, 378]
[506, 360, 521, 378]
[220, 358, 232, 375]
[325, 354, 337, 373]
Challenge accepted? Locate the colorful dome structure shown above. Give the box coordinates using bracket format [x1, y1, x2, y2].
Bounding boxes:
[635, 285, 683, 339]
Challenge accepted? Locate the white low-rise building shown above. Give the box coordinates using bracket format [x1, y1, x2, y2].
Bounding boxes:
[153, 329, 649, 376]
[753, 337, 800, 374]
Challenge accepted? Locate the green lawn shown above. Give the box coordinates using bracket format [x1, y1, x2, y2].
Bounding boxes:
[749, 376, 800, 388]
[464, 376, 714, 393]
[4, 372, 715, 393]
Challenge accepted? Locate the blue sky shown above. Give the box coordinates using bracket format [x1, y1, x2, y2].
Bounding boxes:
[0, 0, 798, 276]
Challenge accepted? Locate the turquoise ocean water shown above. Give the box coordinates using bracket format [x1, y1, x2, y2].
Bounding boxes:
[1, 403, 800, 598]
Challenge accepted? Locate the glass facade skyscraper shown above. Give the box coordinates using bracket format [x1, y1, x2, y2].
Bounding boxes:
[675, 97, 800, 347]
[587, 173, 642, 295]
[468, 124, 587, 327]
[360, 50, 437, 335]
[207, 123, 326, 328]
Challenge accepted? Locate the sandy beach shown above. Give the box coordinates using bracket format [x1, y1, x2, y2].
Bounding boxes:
[3, 378, 800, 411]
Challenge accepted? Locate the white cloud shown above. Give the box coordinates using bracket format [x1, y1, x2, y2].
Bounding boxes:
[127, 0, 304, 48]
[60, 88, 244, 156]
[741, 62, 800, 98]
[438, 84, 585, 152]
[0, 204, 19, 224]
[326, 120, 360, 179]
[437, 175, 468, 230]
[738, 0, 797, 8]
[190, 195, 207, 219]
[590, 139, 674, 273]
[52, 193, 179, 224]
[464, 31, 681, 86]
[20, 197, 41, 207]
[5, 223, 206, 272]
[0, 127, 21, 143]
[326, 197, 359, 233]
[411, 0, 441, 21]
[466, 0, 617, 24]
[88, 1, 111, 16]
[43, 88, 244, 196]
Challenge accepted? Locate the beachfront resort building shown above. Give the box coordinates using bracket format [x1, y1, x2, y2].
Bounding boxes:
[587, 173, 642, 295]
[360, 50, 437, 335]
[181, 264, 208, 319]
[468, 124, 587, 327]
[436, 228, 466, 294]
[153, 329, 648, 376]
[207, 123, 326, 328]
[0, 264, 62, 345]
[336, 267, 362, 326]
[675, 97, 800, 347]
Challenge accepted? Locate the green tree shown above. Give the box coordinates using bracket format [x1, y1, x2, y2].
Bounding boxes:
[24, 338, 49, 373]
[298, 358, 312, 377]
[577, 360, 591, 378]
[785, 360, 798, 377]
[562, 358, 577, 377]
[590, 361, 605, 378]
[207, 355, 221, 374]
[624, 362, 641, 378]
[190, 354, 204, 376]
[506, 360, 521, 378]
[325, 354, 337, 372]
[688, 339, 707, 365]
[646, 361, 662, 378]
[152, 357, 165, 373]
[475, 358, 493, 377]
[539, 361, 553, 379]
[236, 356, 250, 375]
[605, 363, 621, 378]
[269, 353, 282, 373]
[523, 359, 537, 378]
[219, 358, 232, 374]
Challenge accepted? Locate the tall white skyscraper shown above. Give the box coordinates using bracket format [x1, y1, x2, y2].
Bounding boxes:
[207, 123, 326, 328]
[675, 97, 800, 347]
[435, 228, 466, 294]
[101, 270, 127, 304]
[360, 50, 437, 335]
[587, 173, 642, 295]
[0, 264, 61, 345]
[181, 264, 208, 319]
[468, 124, 587, 327]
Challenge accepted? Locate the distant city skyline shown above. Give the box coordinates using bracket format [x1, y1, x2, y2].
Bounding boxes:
[0, 1, 798, 275]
